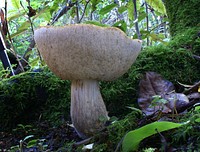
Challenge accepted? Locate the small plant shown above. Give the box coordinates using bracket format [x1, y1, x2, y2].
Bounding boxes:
[150, 95, 168, 108]
[10, 135, 48, 152]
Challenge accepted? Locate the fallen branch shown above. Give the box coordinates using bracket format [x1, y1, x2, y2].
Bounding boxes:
[183, 81, 200, 95]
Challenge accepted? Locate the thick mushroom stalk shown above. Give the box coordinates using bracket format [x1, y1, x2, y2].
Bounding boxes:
[34, 24, 142, 138]
[71, 79, 108, 138]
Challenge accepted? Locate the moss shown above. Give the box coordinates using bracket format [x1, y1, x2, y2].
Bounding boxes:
[169, 27, 200, 54]
[164, 0, 200, 36]
[90, 111, 142, 152]
[0, 68, 71, 131]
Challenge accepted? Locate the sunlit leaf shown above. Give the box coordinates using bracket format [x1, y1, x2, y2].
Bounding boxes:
[149, 33, 167, 44]
[90, 0, 102, 12]
[118, 6, 127, 14]
[145, 0, 166, 15]
[127, 0, 134, 20]
[27, 139, 38, 148]
[8, 11, 26, 22]
[11, 0, 20, 10]
[50, 0, 60, 15]
[195, 118, 200, 123]
[10, 21, 30, 38]
[112, 20, 127, 33]
[84, 21, 109, 27]
[138, 12, 147, 22]
[122, 121, 182, 152]
[30, 57, 40, 68]
[99, 3, 117, 15]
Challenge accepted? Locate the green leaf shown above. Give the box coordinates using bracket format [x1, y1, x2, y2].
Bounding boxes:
[90, 0, 102, 12]
[8, 11, 26, 22]
[149, 33, 167, 44]
[127, 0, 134, 20]
[118, 6, 127, 14]
[145, 0, 166, 15]
[10, 21, 30, 38]
[138, 12, 147, 22]
[122, 121, 182, 152]
[84, 21, 109, 27]
[195, 118, 200, 123]
[99, 3, 117, 15]
[50, 0, 60, 15]
[27, 139, 38, 148]
[112, 20, 127, 33]
[11, 0, 20, 10]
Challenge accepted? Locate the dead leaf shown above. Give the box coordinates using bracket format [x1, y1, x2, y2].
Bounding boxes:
[138, 72, 189, 115]
[0, 8, 8, 35]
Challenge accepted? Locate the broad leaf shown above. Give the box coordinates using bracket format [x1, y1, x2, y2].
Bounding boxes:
[145, 0, 166, 15]
[118, 6, 127, 14]
[84, 21, 109, 27]
[10, 21, 30, 38]
[90, 0, 102, 12]
[138, 12, 147, 22]
[11, 0, 20, 10]
[149, 33, 167, 44]
[99, 3, 117, 15]
[127, 0, 134, 20]
[122, 121, 182, 152]
[112, 20, 127, 33]
[8, 11, 26, 22]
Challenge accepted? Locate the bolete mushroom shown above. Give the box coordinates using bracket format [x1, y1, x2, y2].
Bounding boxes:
[34, 24, 142, 138]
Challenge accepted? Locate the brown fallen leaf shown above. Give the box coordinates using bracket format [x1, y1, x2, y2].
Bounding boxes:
[138, 72, 189, 115]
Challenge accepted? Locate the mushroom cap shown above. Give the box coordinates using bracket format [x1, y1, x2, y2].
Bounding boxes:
[34, 24, 142, 81]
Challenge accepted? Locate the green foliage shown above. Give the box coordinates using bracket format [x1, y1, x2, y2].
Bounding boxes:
[171, 106, 200, 150]
[127, 0, 134, 20]
[145, 0, 166, 15]
[169, 27, 200, 54]
[11, 0, 20, 10]
[122, 121, 182, 152]
[10, 135, 47, 152]
[134, 45, 200, 84]
[99, 3, 117, 15]
[91, 111, 142, 152]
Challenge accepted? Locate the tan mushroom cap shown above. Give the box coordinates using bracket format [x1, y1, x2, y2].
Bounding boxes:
[34, 24, 142, 81]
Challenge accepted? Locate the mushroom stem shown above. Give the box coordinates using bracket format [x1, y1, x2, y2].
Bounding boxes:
[71, 79, 109, 138]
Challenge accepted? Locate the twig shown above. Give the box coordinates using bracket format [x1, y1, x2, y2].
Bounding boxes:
[145, 2, 149, 45]
[114, 136, 125, 152]
[73, 137, 92, 147]
[26, 0, 34, 35]
[76, 1, 79, 23]
[193, 54, 200, 61]
[133, 0, 141, 40]
[14, 39, 35, 74]
[51, 2, 76, 25]
[78, 0, 90, 23]
[4, 0, 25, 73]
[156, 129, 168, 152]
[183, 81, 200, 95]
